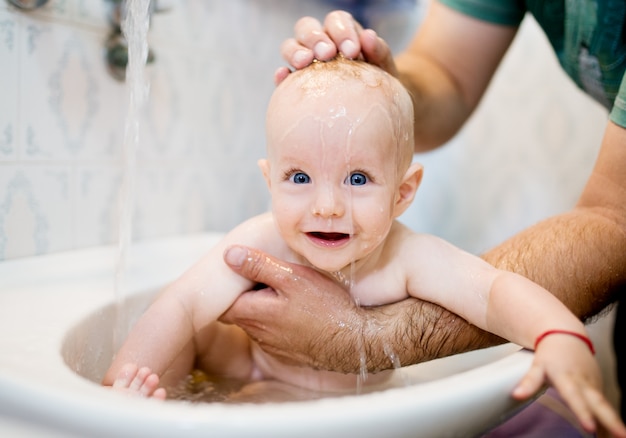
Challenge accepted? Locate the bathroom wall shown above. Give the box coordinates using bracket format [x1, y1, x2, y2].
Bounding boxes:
[401, 16, 608, 255]
[0, 0, 420, 261]
[0, 0, 608, 262]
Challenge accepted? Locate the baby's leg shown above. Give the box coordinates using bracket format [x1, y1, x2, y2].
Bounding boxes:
[158, 339, 197, 389]
[112, 363, 167, 400]
[195, 322, 257, 380]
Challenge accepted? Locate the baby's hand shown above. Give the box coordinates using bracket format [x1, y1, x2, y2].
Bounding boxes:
[513, 333, 626, 437]
[109, 363, 167, 400]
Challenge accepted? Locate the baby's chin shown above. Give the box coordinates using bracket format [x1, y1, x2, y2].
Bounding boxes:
[286, 237, 368, 277]
[303, 257, 347, 274]
[303, 255, 362, 285]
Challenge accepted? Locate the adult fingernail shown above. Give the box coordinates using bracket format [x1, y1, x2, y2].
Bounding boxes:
[340, 40, 357, 58]
[314, 41, 334, 59]
[293, 49, 309, 66]
[224, 246, 247, 267]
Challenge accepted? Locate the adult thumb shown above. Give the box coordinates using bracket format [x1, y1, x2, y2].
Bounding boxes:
[223, 245, 294, 286]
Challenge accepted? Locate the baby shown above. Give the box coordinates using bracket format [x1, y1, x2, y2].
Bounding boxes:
[103, 57, 626, 436]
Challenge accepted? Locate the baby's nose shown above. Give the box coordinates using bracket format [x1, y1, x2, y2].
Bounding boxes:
[311, 186, 345, 218]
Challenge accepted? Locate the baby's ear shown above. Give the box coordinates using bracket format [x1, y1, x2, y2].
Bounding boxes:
[393, 162, 423, 218]
[258, 159, 271, 188]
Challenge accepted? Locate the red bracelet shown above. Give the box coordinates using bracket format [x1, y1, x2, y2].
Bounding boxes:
[534, 329, 595, 355]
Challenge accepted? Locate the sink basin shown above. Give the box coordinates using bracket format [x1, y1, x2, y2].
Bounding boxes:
[0, 233, 535, 437]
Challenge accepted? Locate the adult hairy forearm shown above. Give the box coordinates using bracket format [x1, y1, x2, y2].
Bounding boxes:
[483, 208, 626, 320]
[394, 59, 470, 152]
[352, 208, 626, 374]
[356, 298, 503, 373]
[482, 123, 626, 320]
[393, 2, 518, 152]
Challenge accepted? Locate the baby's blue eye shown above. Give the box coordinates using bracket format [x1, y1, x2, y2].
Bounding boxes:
[291, 172, 311, 184]
[348, 172, 368, 186]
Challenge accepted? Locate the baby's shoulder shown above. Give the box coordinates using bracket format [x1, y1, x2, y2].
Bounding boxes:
[386, 222, 466, 271]
[225, 212, 276, 243]
[387, 221, 446, 252]
[223, 212, 293, 258]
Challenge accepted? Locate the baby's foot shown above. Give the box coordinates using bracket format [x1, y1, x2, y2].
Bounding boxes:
[111, 363, 167, 400]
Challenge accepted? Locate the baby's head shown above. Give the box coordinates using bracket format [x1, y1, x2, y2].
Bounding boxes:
[266, 56, 415, 175]
[261, 57, 422, 273]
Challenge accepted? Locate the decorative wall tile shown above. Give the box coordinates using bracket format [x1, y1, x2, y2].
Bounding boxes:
[135, 47, 185, 161]
[73, 165, 121, 248]
[0, 166, 72, 259]
[74, 0, 110, 28]
[14, 0, 70, 23]
[19, 16, 104, 161]
[0, 10, 17, 160]
[133, 165, 201, 240]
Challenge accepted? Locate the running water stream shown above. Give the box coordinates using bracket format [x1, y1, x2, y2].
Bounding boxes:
[113, 0, 151, 351]
[109, 1, 402, 402]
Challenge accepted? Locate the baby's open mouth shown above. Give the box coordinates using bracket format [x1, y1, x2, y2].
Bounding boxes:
[308, 232, 350, 241]
[307, 232, 351, 247]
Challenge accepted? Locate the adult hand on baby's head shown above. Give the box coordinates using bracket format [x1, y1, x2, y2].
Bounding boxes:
[220, 245, 365, 371]
[274, 10, 398, 85]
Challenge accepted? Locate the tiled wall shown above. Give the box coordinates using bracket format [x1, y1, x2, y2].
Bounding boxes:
[0, 0, 420, 261]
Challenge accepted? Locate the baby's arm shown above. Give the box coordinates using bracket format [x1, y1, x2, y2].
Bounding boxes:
[405, 234, 626, 437]
[102, 213, 276, 398]
[488, 273, 626, 436]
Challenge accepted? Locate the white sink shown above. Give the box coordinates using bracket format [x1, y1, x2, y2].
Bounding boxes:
[0, 233, 535, 437]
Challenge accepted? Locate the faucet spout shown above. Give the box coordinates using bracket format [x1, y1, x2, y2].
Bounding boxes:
[6, 0, 49, 10]
[105, 0, 158, 82]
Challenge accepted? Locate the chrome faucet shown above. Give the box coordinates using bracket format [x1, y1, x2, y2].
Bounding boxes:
[6, 0, 48, 9]
[8, 0, 162, 81]
[105, 0, 158, 82]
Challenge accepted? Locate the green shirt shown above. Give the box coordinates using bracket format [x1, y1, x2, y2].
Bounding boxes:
[439, 0, 626, 127]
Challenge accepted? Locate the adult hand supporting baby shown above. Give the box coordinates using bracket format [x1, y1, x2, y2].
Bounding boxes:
[220, 245, 504, 373]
